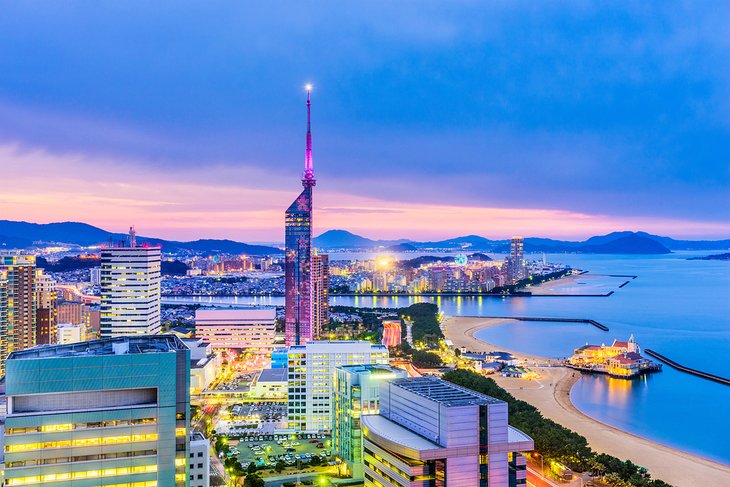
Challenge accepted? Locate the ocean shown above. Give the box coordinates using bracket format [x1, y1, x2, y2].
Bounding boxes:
[164, 251, 730, 465]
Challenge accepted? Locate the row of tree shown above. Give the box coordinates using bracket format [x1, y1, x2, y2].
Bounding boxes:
[442, 369, 672, 487]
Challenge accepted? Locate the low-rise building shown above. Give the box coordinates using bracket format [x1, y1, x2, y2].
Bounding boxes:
[195, 308, 276, 352]
[182, 338, 219, 394]
[57, 322, 86, 344]
[249, 368, 288, 399]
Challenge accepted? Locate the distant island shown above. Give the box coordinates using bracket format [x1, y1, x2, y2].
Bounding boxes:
[688, 253, 730, 261]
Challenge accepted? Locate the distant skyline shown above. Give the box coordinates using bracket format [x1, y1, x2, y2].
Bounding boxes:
[1, 2, 729, 241]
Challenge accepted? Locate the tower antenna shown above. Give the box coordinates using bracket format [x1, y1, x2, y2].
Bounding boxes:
[302, 84, 316, 187]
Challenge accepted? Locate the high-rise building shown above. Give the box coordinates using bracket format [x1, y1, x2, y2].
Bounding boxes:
[100, 227, 161, 337]
[362, 377, 534, 487]
[333, 364, 407, 478]
[194, 308, 276, 352]
[285, 87, 319, 346]
[311, 253, 329, 339]
[35, 269, 57, 345]
[0, 254, 37, 374]
[3, 335, 190, 487]
[287, 341, 389, 432]
[508, 236, 526, 283]
[0, 270, 8, 373]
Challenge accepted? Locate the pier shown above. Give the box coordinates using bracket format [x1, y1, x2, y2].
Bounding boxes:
[463, 315, 609, 331]
[645, 349, 730, 386]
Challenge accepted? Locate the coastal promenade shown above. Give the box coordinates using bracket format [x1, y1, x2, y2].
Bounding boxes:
[442, 316, 730, 487]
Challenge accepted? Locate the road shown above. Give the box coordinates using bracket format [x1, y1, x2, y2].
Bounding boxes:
[527, 466, 562, 487]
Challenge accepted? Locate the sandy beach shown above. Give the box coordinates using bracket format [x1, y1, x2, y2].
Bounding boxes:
[442, 316, 730, 487]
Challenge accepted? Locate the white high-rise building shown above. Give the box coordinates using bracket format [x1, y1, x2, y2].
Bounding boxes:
[100, 227, 161, 337]
[57, 322, 86, 344]
[287, 340, 389, 432]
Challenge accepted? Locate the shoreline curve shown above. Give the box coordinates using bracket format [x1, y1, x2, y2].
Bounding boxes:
[442, 316, 730, 487]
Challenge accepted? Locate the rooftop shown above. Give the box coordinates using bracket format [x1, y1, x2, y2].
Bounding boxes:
[339, 363, 403, 375]
[389, 376, 503, 406]
[8, 335, 188, 360]
[257, 368, 287, 383]
[289, 340, 388, 352]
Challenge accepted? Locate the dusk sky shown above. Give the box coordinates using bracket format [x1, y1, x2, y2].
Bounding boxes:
[1, 2, 729, 242]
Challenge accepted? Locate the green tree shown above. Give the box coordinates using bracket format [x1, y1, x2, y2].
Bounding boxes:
[412, 350, 442, 368]
[243, 473, 265, 487]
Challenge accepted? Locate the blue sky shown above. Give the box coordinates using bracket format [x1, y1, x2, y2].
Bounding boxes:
[0, 1, 728, 240]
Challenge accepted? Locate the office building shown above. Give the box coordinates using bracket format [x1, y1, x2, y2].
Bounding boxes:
[35, 269, 57, 345]
[194, 308, 276, 352]
[362, 377, 533, 487]
[333, 364, 407, 478]
[189, 433, 210, 487]
[57, 322, 87, 344]
[285, 87, 317, 346]
[0, 254, 37, 375]
[287, 341, 389, 432]
[90, 267, 102, 286]
[311, 253, 329, 340]
[100, 227, 162, 337]
[3, 335, 190, 487]
[381, 320, 402, 348]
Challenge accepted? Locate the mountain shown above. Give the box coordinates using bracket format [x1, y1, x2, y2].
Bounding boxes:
[577, 234, 671, 254]
[384, 242, 418, 252]
[0, 220, 281, 255]
[688, 253, 730, 261]
[313, 229, 410, 249]
[313, 230, 701, 254]
[313, 230, 377, 249]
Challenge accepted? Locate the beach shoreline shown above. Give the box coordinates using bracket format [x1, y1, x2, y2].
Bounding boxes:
[442, 316, 730, 487]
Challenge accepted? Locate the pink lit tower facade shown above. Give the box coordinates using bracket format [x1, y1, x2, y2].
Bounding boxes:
[285, 86, 320, 346]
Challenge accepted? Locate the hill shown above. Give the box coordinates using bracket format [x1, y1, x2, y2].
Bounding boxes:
[0, 220, 281, 255]
[577, 234, 671, 254]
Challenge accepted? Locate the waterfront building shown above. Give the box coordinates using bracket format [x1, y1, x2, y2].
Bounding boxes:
[311, 253, 329, 340]
[287, 340, 389, 432]
[333, 364, 407, 478]
[381, 320, 402, 348]
[0, 254, 37, 375]
[57, 322, 87, 344]
[189, 432, 210, 487]
[34, 269, 57, 345]
[194, 308, 276, 352]
[285, 87, 317, 346]
[362, 376, 533, 487]
[508, 236, 526, 283]
[568, 336, 659, 378]
[100, 227, 162, 337]
[3, 335, 190, 487]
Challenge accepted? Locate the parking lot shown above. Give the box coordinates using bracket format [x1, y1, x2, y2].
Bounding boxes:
[230, 402, 286, 423]
[222, 433, 336, 470]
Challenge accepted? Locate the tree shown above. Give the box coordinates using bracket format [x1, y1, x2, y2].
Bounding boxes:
[243, 474, 265, 487]
[412, 350, 442, 368]
[246, 462, 258, 475]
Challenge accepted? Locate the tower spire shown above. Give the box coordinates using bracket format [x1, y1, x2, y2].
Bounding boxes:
[302, 84, 316, 187]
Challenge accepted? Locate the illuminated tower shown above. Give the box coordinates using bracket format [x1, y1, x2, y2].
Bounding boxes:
[285, 86, 317, 345]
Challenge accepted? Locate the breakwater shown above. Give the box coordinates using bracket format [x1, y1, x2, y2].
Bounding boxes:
[645, 349, 730, 386]
[463, 315, 609, 331]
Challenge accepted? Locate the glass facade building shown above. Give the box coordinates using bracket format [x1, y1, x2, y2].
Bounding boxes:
[285, 186, 313, 346]
[3, 335, 190, 487]
[333, 364, 407, 478]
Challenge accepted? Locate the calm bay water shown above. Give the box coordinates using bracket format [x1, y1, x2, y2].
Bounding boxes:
[165, 251, 730, 464]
